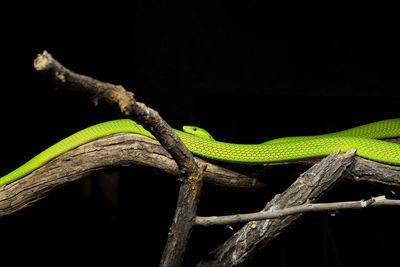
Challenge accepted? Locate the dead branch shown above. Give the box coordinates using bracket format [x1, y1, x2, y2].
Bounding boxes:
[196, 149, 356, 266]
[195, 195, 399, 226]
[346, 156, 400, 187]
[0, 51, 397, 266]
[0, 133, 265, 217]
[34, 51, 199, 176]
[34, 50, 202, 267]
[2, 133, 399, 219]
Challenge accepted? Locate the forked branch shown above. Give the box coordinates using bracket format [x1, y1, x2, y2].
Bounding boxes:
[0, 51, 398, 267]
[34, 51, 203, 267]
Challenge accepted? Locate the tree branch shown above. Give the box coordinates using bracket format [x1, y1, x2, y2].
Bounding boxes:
[0, 133, 265, 217]
[2, 134, 399, 219]
[34, 51, 202, 267]
[195, 195, 399, 226]
[197, 148, 400, 266]
[35, 51, 194, 172]
[0, 51, 397, 266]
[346, 156, 400, 187]
[197, 149, 356, 266]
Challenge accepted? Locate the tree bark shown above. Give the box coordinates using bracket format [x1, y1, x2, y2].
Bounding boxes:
[0, 133, 265, 218]
[34, 50, 204, 267]
[0, 51, 398, 266]
[197, 150, 356, 266]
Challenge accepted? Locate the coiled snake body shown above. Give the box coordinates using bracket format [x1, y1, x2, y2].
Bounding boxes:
[1, 118, 400, 187]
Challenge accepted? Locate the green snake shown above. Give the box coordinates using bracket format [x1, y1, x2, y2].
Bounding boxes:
[1, 118, 400, 187]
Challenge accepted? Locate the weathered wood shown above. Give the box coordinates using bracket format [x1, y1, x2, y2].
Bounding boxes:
[35, 50, 204, 266]
[347, 157, 400, 187]
[160, 163, 205, 267]
[195, 196, 400, 226]
[0, 134, 265, 218]
[3, 135, 400, 219]
[196, 150, 356, 266]
[2, 51, 393, 266]
[34, 51, 197, 174]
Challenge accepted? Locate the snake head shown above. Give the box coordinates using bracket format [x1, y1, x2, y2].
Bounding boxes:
[182, 126, 215, 140]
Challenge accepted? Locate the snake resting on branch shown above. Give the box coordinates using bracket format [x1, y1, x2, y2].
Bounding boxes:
[0, 118, 400, 187]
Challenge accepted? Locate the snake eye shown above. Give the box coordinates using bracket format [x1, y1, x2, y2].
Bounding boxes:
[193, 128, 197, 131]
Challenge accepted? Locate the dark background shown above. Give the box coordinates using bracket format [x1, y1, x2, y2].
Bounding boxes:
[1, 2, 400, 266]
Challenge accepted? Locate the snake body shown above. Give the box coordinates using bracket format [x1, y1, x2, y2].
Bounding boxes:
[1, 118, 400, 187]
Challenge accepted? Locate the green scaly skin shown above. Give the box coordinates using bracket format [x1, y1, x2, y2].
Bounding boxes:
[1, 118, 400, 187]
[182, 126, 215, 140]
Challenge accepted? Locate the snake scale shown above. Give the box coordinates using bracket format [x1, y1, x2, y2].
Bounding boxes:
[0, 118, 399, 187]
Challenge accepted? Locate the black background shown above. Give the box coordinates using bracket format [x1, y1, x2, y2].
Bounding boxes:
[1, 2, 400, 266]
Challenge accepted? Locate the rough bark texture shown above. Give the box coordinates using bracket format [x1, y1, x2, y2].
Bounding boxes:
[197, 150, 356, 266]
[347, 157, 400, 187]
[34, 51, 196, 174]
[0, 133, 265, 218]
[160, 163, 205, 267]
[34, 51, 204, 267]
[2, 136, 400, 219]
[0, 51, 395, 266]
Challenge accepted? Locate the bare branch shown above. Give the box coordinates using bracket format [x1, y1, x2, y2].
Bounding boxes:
[197, 149, 356, 266]
[34, 51, 196, 174]
[347, 156, 400, 187]
[0, 50, 396, 267]
[0, 133, 265, 217]
[34, 50, 203, 267]
[195, 195, 399, 226]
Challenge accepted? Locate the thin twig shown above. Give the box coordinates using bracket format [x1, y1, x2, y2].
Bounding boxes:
[195, 195, 399, 226]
